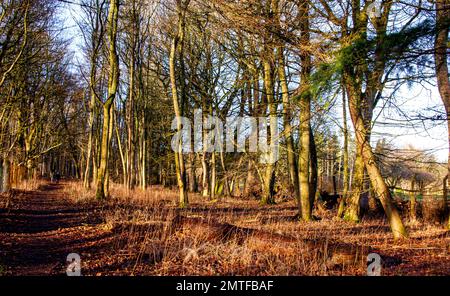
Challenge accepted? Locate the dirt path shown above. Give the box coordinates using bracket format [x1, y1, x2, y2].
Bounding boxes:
[0, 183, 108, 275]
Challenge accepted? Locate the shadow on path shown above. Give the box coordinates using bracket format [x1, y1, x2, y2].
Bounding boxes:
[0, 183, 109, 275]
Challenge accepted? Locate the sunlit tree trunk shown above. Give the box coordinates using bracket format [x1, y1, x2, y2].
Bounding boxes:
[211, 152, 216, 200]
[338, 89, 350, 218]
[344, 151, 364, 222]
[170, 0, 190, 208]
[347, 85, 408, 239]
[277, 46, 300, 203]
[310, 127, 318, 208]
[298, 0, 312, 220]
[104, 101, 114, 198]
[1, 157, 10, 193]
[201, 150, 210, 197]
[96, 0, 120, 200]
[261, 57, 277, 205]
[434, 0, 450, 228]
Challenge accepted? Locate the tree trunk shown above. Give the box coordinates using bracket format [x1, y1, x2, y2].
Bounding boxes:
[84, 72, 97, 189]
[126, 54, 136, 190]
[434, 0, 450, 227]
[104, 102, 114, 198]
[188, 153, 197, 192]
[309, 127, 318, 209]
[169, 0, 190, 208]
[261, 58, 277, 205]
[344, 150, 364, 222]
[338, 89, 350, 218]
[211, 152, 216, 200]
[114, 110, 127, 186]
[201, 151, 210, 197]
[243, 160, 254, 197]
[410, 179, 417, 222]
[298, 0, 312, 220]
[444, 175, 449, 229]
[1, 157, 10, 193]
[276, 12, 300, 204]
[96, 0, 120, 200]
[219, 151, 230, 197]
[348, 88, 408, 239]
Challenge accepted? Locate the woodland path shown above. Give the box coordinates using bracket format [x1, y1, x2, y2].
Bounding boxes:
[0, 183, 107, 275]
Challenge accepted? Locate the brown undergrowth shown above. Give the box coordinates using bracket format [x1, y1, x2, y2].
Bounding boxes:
[0, 181, 448, 276]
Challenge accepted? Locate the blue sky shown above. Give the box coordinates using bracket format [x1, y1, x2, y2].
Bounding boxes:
[60, 2, 449, 163]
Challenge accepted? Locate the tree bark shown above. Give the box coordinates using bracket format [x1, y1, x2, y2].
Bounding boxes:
[1, 157, 10, 193]
[277, 46, 300, 203]
[298, 0, 312, 220]
[344, 150, 364, 222]
[410, 178, 417, 222]
[434, 0, 450, 227]
[170, 0, 190, 208]
[348, 85, 408, 239]
[83, 1, 103, 189]
[126, 54, 136, 190]
[261, 58, 277, 205]
[96, 0, 120, 200]
[338, 88, 350, 218]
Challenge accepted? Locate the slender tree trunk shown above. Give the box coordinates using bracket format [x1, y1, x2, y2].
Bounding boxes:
[338, 89, 350, 218]
[104, 102, 114, 198]
[188, 153, 197, 192]
[309, 127, 318, 208]
[298, 0, 312, 220]
[83, 6, 102, 189]
[243, 160, 253, 196]
[261, 58, 277, 205]
[299, 103, 311, 219]
[274, 0, 300, 204]
[84, 71, 97, 188]
[169, 0, 190, 208]
[219, 151, 230, 197]
[141, 132, 146, 190]
[277, 47, 300, 203]
[348, 88, 408, 239]
[1, 157, 10, 193]
[96, 0, 120, 200]
[410, 178, 417, 222]
[444, 175, 449, 228]
[344, 150, 364, 222]
[211, 152, 216, 200]
[114, 110, 127, 186]
[127, 55, 135, 190]
[434, 0, 450, 227]
[0, 158, 3, 192]
[92, 136, 98, 186]
[202, 151, 210, 197]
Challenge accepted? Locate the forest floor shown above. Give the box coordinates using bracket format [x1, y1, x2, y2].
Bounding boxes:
[0, 181, 449, 276]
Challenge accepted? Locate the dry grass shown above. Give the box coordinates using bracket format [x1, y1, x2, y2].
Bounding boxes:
[4, 180, 447, 276]
[55, 181, 450, 276]
[15, 178, 48, 191]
